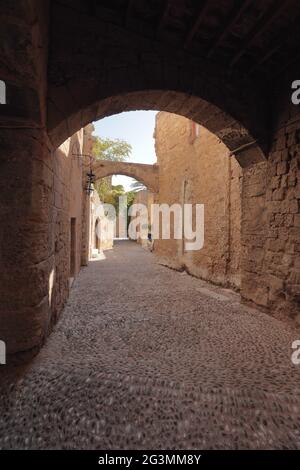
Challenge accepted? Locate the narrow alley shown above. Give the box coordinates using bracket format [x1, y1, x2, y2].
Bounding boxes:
[1, 241, 299, 450]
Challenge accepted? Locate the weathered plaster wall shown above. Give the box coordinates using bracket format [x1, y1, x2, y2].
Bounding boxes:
[132, 189, 155, 248]
[89, 189, 114, 258]
[81, 124, 96, 266]
[154, 112, 242, 289]
[51, 130, 84, 323]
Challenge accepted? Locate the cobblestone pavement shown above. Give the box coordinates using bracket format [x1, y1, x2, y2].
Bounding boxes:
[1, 241, 300, 449]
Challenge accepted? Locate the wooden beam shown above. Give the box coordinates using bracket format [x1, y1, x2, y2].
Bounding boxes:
[230, 0, 291, 67]
[249, 13, 300, 74]
[274, 50, 300, 78]
[207, 0, 253, 58]
[125, 0, 135, 27]
[249, 42, 283, 73]
[87, 0, 96, 16]
[184, 0, 210, 49]
[157, 0, 171, 36]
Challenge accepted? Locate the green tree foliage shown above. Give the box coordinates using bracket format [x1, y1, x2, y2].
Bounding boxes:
[92, 136, 141, 232]
[101, 185, 136, 218]
[93, 137, 132, 162]
[92, 136, 132, 201]
[96, 175, 112, 201]
[126, 190, 135, 208]
[103, 184, 125, 214]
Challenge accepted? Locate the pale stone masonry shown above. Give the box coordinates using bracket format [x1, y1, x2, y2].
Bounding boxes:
[153, 111, 300, 324]
[154, 112, 242, 290]
[0, 121, 114, 355]
[242, 114, 300, 323]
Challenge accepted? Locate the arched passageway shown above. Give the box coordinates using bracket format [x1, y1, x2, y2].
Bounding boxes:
[1, 0, 300, 453]
[0, 0, 299, 363]
[48, 90, 267, 168]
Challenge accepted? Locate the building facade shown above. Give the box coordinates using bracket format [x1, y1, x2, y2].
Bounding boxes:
[154, 112, 242, 290]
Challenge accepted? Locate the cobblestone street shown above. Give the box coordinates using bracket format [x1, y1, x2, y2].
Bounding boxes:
[1, 241, 300, 449]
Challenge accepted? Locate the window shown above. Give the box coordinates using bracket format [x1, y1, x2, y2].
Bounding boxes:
[0, 80, 6, 104]
[0, 340, 6, 365]
[70, 218, 76, 278]
[189, 121, 200, 143]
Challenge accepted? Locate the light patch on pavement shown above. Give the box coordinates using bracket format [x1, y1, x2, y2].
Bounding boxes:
[196, 287, 230, 302]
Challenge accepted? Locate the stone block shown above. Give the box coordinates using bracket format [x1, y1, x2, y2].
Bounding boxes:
[281, 149, 290, 161]
[272, 188, 285, 200]
[267, 238, 286, 252]
[290, 227, 300, 241]
[277, 161, 288, 175]
[266, 274, 284, 291]
[271, 175, 280, 189]
[276, 132, 286, 151]
[288, 199, 299, 213]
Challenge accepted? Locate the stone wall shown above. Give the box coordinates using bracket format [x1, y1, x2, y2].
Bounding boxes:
[0, 115, 95, 355]
[0, 0, 52, 355]
[154, 106, 300, 324]
[51, 129, 84, 323]
[241, 95, 300, 323]
[154, 112, 242, 290]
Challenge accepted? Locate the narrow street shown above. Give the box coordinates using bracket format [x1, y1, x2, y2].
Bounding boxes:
[1, 241, 300, 449]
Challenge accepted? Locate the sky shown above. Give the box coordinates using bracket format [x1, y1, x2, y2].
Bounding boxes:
[93, 110, 158, 191]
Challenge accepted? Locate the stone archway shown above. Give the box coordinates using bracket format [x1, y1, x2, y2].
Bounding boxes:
[46, 4, 270, 167]
[93, 160, 159, 194]
[2, 0, 300, 360]
[48, 88, 267, 169]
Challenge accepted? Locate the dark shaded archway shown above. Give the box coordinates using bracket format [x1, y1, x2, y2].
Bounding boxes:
[48, 89, 267, 168]
[46, 1, 273, 167]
